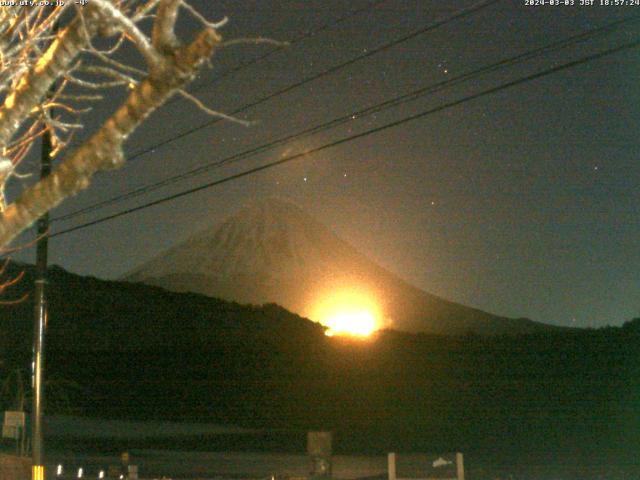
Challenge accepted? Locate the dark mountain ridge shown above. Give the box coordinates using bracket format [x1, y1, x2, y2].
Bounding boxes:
[1, 261, 638, 469]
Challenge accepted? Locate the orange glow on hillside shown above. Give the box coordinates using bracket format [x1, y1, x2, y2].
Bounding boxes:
[310, 287, 382, 338]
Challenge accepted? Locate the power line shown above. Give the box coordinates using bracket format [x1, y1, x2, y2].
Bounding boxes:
[62, 0, 390, 153]
[175, 0, 390, 100]
[121, 0, 501, 163]
[53, 13, 640, 222]
[49, 38, 640, 239]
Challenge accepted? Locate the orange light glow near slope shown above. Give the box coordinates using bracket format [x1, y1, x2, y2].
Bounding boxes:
[310, 288, 382, 338]
[323, 310, 377, 337]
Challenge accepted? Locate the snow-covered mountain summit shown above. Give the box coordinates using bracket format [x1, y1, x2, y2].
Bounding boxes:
[127, 197, 365, 288]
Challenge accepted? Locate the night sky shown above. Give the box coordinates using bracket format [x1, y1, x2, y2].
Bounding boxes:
[10, 0, 640, 328]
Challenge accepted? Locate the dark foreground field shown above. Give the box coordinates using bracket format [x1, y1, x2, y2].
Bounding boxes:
[1, 264, 639, 479]
[12, 414, 636, 480]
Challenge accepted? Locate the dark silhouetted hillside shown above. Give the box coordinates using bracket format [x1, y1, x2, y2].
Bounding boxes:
[0, 262, 638, 467]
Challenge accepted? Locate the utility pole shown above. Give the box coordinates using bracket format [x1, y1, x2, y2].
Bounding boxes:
[31, 99, 53, 480]
[31, 16, 59, 479]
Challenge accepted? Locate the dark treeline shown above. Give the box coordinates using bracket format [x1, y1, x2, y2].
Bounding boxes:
[1, 262, 639, 467]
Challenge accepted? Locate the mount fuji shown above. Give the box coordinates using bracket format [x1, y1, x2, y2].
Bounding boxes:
[125, 198, 555, 335]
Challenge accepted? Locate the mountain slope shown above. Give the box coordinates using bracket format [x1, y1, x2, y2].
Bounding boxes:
[126, 198, 553, 335]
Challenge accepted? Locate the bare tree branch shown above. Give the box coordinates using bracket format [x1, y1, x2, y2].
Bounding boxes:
[0, 1, 247, 250]
[0, 6, 100, 148]
[152, 0, 182, 52]
[0, 26, 222, 248]
[177, 89, 252, 126]
[90, 0, 162, 68]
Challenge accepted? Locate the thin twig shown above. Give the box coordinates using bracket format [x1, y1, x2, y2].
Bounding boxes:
[180, 2, 228, 30]
[177, 89, 253, 127]
[222, 38, 289, 48]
